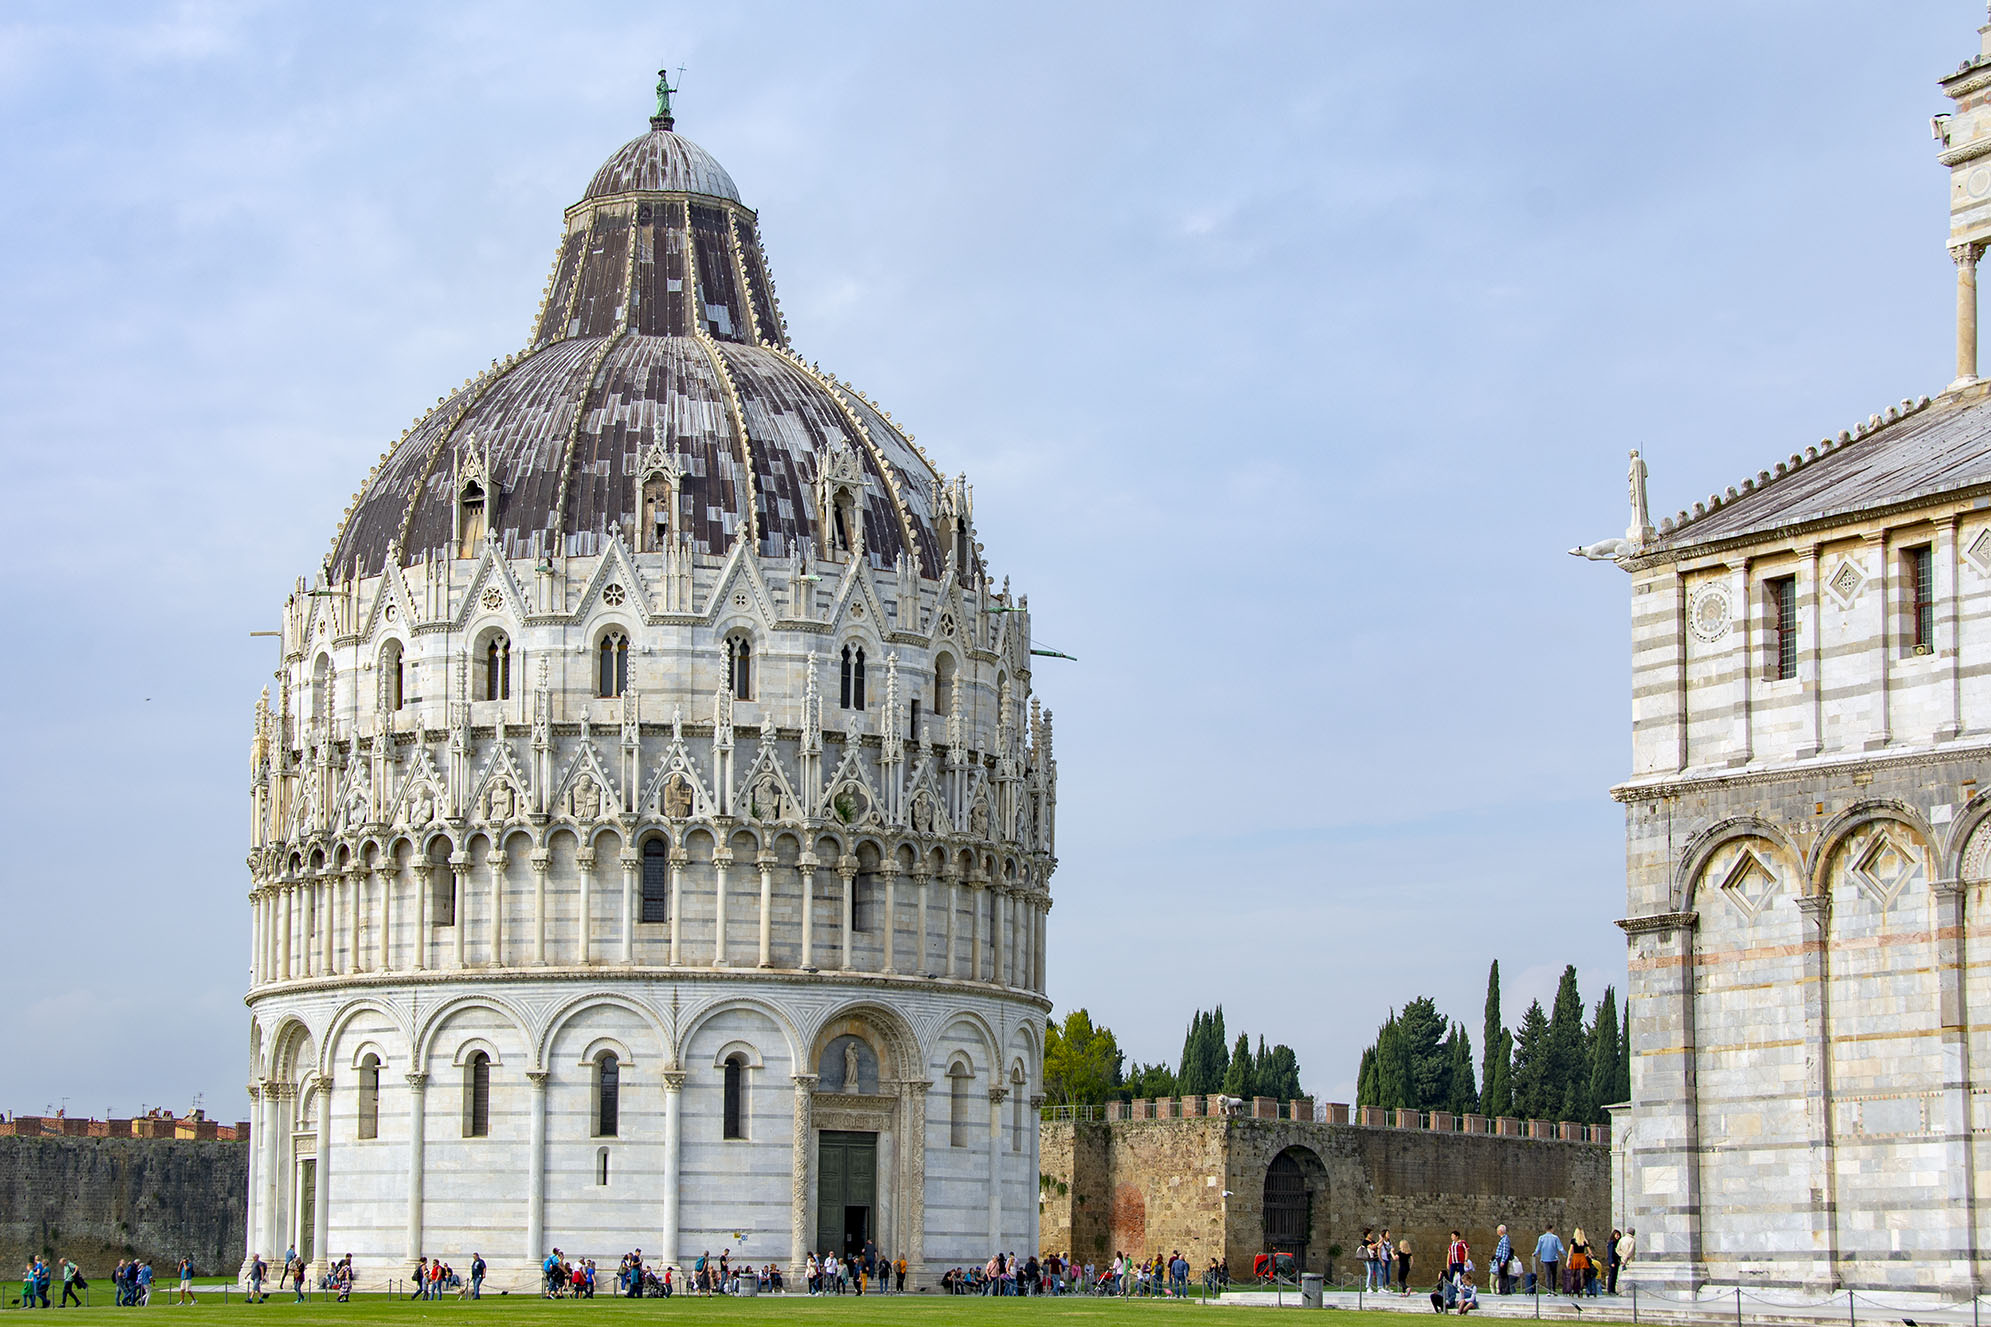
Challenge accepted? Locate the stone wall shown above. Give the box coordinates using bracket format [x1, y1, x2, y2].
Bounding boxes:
[1041, 1115, 1610, 1283]
[0, 1137, 247, 1276]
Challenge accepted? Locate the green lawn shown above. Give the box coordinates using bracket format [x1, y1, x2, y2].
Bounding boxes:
[0, 1294, 1419, 1327]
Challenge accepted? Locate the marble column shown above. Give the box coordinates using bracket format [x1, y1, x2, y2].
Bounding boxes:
[914, 871, 931, 976]
[619, 852, 637, 964]
[944, 872, 959, 978]
[321, 875, 335, 975]
[1933, 879, 1981, 1293]
[526, 1071, 549, 1265]
[577, 851, 595, 964]
[713, 848, 732, 966]
[668, 847, 687, 966]
[969, 880, 983, 981]
[986, 1086, 1006, 1250]
[449, 857, 468, 968]
[799, 859, 817, 970]
[245, 1084, 264, 1262]
[261, 1083, 283, 1257]
[1956, 241, 1984, 385]
[1795, 893, 1840, 1289]
[790, 1075, 817, 1274]
[280, 888, 294, 981]
[532, 850, 550, 965]
[757, 852, 776, 968]
[901, 1081, 929, 1284]
[1617, 910, 1704, 1289]
[300, 882, 315, 978]
[404, 1073, 427, 1259]
[488, 850, 508, 967]
[660, 1071, 685, 1267]
[312, 1075, 333, 1275]
[839, 865, 856, 971]
[881, 865, 899, 973]
[412, 863, 430, 971]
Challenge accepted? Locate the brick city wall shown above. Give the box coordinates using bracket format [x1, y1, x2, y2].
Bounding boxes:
[1041, 1113, 1610, 1283]
[0, 1137, 247, 1276]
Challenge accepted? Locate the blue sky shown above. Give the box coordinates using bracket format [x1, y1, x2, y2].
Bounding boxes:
[0, 2, 1975, 1119]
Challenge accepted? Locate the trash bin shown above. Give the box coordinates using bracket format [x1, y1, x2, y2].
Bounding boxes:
[1300, 1274, 1323, 1308]
[736, 1277, 759, 1297]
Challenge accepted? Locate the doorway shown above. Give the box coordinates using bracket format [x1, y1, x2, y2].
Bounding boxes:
[295, 1159, 317, 1265]
[816, 1130, 877, 1257]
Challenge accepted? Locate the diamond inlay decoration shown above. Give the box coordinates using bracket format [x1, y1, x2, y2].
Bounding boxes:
[1827, 559, 1866, 608]
[1847, 830, 1921, 909]
[1718, 847, 1781, 921]
[1968, 528, 1991, 576]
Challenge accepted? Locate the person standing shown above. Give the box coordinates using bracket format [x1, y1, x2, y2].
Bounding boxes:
[470, 1252, 485, 1300]
[1533, 1226, 1563, 1296]
[1491, 1226, 1513, 1295]
[1446, 1229, 1469, 1280]
[177, 1256, 196, 1304]
[1377, 1230, 1394, 1291]
[1612, 1229, 1635, 1295]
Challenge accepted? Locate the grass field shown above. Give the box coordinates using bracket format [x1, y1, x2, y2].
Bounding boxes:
[0, 1295, 1409, 1327]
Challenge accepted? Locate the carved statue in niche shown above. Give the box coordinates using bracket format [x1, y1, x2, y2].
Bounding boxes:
[969, 796, 990, 837]
[344, 773, 371, 827]
[909, 791, 934, 834]
[663, 775, 694, 820]
[408, 785, 436, 827]
[844, 1041, 861, 1091]
[750, 772, 787, 822]
[571, 777, 601, 822]
[487, 781, 517, 821]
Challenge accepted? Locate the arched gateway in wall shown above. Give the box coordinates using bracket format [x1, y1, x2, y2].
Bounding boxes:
[240, 83, 1059, 1292]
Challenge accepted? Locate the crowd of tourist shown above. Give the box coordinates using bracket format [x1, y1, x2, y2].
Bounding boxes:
[1348, 1222, 1638, 1313]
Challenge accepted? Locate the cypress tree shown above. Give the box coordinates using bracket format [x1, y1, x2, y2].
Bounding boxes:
[1617, 1000, 1632, 1104]
[1374, 1018, 1410, 1109]
[1545, 965, 1586, 1118]
[1443, 1022, 1477, 1114]
[1509, 999, 1550, 1119]
[1222, 1032, 1256, 1099]
[1587, 988, 1621, 1122]
[1480, 961, 1506, 1107]
[1356, 1045, 1378, 1108]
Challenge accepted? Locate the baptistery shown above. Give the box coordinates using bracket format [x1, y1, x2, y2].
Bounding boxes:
[242, 84, 1057, 1290]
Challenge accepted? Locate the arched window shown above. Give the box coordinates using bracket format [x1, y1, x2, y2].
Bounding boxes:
[727, 635, 753, 701]
[852, 849, 879, 933]
[640, 838, 670, 923]
[598, 631, 628, 698]
[839, 645, 866, 710]
[596, 1147, 611, 1186]
[832, 491, 857, 555]
[594, 1053, 620, 1138]
[483, 635, 510, 701]
[463, 1051, 491, 1138]
[909, 697, 921, 741]
[934, 653, 956, 717]
[723, 1054, 747, 1140]
[430, 843, 456, 926]
[458, 481, 486, 558]
[312, 655, 331, 727]
[643, 477, 672, 551]
[381, 642, 405, 711]
[357, 1054, 381, 1140]
[948, 1061, 974, 1148]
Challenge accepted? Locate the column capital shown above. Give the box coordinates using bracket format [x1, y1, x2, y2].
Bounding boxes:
[575, 850, 595, 869]
[530, 851, 551, 871]
[246, 1082, 263, 1101]
[525, 1070, 550, 1089]
[1953, 240, 1987, 265]
[792, 1073, 820, 1091]
[660, 1069, 687, 1092]
[1795, 892, 1832, 922]
[404, 1071, 428, 1091]
[1933, 876, 1967, 902]
[988, 1086, 1009, 1103]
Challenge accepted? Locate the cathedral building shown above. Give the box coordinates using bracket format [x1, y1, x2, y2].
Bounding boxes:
[1599, 13, 1991, 1296]
[240, 81, 1056, 1289]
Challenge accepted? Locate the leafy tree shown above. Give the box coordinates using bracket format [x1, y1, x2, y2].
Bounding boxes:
[1480, 961, 1507, 1106]
[1123, 1061, 1177, 1101]
[1043, 1008, 1122, 1107]
[1221, 1032, 1256, 1099]
[1508, 999, 1550, 1120]
[1259, 1043, 1303, 1101]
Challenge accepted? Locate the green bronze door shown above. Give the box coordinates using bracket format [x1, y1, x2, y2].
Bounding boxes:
[815, 1131, 878, 1257]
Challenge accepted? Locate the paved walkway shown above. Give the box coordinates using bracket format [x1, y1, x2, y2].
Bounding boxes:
[1212, 1284, 1989, 1327]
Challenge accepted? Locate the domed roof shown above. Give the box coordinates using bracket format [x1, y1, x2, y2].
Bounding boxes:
[329, 110, 947, 582]
[582, 123, 740, 202]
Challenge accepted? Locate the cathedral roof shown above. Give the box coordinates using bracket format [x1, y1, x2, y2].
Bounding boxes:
[1648, 386, 1991, 554]
[328, 116, 945, 581]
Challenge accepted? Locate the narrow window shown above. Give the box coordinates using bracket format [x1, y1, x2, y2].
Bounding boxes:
[852, 647, 866, 710]
[596, 1147, 611, 1186]
[833, 492, 857, 554]
[1768, 575, 1798, 681]
[909, 696, 921, 741]
[464, 1051, 491, 1138]
[1012, 1084, 1025, 1152]
[851, 871, 876, 933]
[357, 1055, 380, 1141]
[728, 636, 753, 701]
[643, 479, 672, 550]
[1907, 545, 1935, 652]
[484, 636, 510, 701]
[839, 646, 853, 709]
[934, 654, 956, 717]
[595, 1054, 620, 1138]
[598, 632, 628, 698]
[640, 839, 670, 923]
[723, 1055, 747, 1140]
[955, 524, 972, 576]
[949, 1063, 973, 1148]
[432, 863, 457, 927]
[382, 643, 405, 711]
[458, 482, 485, 559]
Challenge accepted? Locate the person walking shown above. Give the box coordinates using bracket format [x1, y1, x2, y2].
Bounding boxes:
[470, 1252, 485, 1300]
[58, 1258, 81, 1308]
[249, 1253, 267, 1303]
[1612, 1229, 1635, 1295]
[1395, 1232, 1413, 1294]
[1533, 1226, 1563, 1296]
